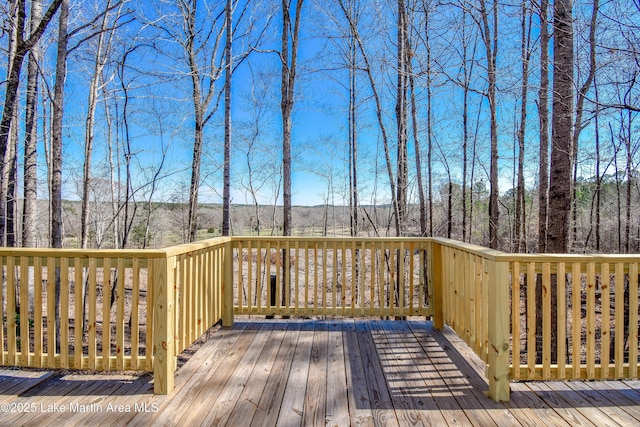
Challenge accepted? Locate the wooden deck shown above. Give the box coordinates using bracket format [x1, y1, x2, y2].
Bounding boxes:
[1, 319, 639, 426]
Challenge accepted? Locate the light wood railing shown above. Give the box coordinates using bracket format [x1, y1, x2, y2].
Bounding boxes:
[506, 253, 640, 382]
[434, 237, 640, 401]
[0, 248, 166, 372]
[2, 236, 639, 401]
[231, 237, 432, 318]
[431, 238, 510, 401]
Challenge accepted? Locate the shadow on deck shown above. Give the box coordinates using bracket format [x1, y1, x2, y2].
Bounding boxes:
[1, 319, 639, 426]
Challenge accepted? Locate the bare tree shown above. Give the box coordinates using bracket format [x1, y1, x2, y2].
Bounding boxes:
[547, 0, 574, 253]
[281, 0, 304, 237]
[222, 0, 233, 236]
[0, 0, 63, 245]
[21, 0, 42, 248]
[514, 0, 532, 252]
[537, 0, 550, 253]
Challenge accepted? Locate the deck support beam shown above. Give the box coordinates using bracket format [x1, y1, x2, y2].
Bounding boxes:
[153, 256, 176, 394]
[487, 258, 510, 401]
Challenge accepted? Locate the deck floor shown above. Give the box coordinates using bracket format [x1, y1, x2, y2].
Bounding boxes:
[1, 319, 640, 426]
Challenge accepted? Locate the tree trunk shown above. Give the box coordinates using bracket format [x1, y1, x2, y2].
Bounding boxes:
[22, 0, 42, 248]
[222, 0, 233, 237]
[480, 0, 499, 249]
[1, 0, 63, 245]
[396, 0, 409, 236]
[547, 0, 574, 254]
[515, 1, 532, 253]
[537, 0, 550, 253]
[281, 0, 304, 237]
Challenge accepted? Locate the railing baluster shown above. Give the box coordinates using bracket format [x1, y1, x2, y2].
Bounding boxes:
[116, 258, 125, 370]
[572, 262, 581, 379]
[512, 262, 520, 380]
[20, 257, 30, 367]
[587, 262, 596, 379]
[7, 256, 16, 365]
[557, 262, 566, 379]
[542, 262, 551, 379]
[132, 258, 140, 370]
[600, 262, 610, 379]
[614, 262, 624, 378]
[526, 262, 536, 379]
[34, 257, 43, 368]
[47, 257, 56, 368]
[629, 262, 638, 378]
[60, 257, 70, 368]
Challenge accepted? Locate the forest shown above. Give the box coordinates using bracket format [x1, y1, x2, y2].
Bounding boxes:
[0, 0, 639, 254]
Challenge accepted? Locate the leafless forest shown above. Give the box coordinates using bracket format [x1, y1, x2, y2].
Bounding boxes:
[0, 0, 639, 255]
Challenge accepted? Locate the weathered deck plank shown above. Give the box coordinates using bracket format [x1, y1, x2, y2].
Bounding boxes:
[0, 319, 639, 426]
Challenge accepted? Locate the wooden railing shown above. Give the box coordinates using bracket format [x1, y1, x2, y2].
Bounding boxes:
[432, 238, 510, 401]
[434, 237, 640, 401]
[2, 236, 639, 401]
[506, 253, 640, 382]
[231, 237, 432, 318]
[0, 248, 165, 372]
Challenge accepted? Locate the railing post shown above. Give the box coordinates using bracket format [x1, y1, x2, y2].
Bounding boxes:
[153, 255, 176, 395]
[223, 240, 234, 327]
[487, 258, 510, 401]
[431, 240, 444, 330]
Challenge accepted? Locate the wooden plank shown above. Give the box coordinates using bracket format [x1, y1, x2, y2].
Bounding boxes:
[586, 262, 596, 378]
[131, 258, 141, 369]
[251, 322, 302, 427]
[152, 256, 175, 394]
[487, 259, 510, 401]
[557, 262, 567, 379]
[355, 321, 400, 427]
[506, 381, 576, 427]
[47, 257, 56, 368]
[256, 240, 262, 310]
[382, 320, 450, 426]
[526, 381, 603, 427]
[543, 262, 551, 379]
[275, 322, 315, 427]
[34, 256, 43, 368]
[88, 257, 97, 370]
[354, 241, 360, 316]
[146, 257, 154, 372]
[128, 323, 249, 426]
[294, 241, 300, 314]
[370, 243, 376, 317]
[60, 258, 69, 368]
[527, 261, 536, 379]
[102, 258, 111, 369]
[116, 258, 126, 370]
[302, 322, 328, 427]
[629, 262, 639, 378]
[512, 262, 521, 379]
[19, 257, 30, 367]
[325, 321, 350, 427]
[564, 380, 640, 426]
[600, 262, 610, 379]
[201, 324, 274, 426]
[405, 321, 480, 426]
[167, 324, 261, 425]
[247, 240, 253, 313]
[74, 258, 83, 369]
[572, 262, 582, 379]
[332, 241, 338, 312]
[615, 262, 624, 378]
[224, 324, 287, 426]
[340, 320, 374, 426]
[7, 257, 16, 365]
